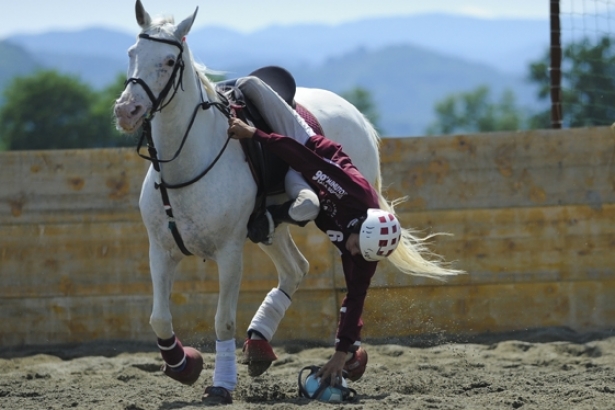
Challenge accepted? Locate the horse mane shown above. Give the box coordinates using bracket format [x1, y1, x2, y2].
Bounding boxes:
[141, 16, 220, 102]
[193, 63, 221, 102]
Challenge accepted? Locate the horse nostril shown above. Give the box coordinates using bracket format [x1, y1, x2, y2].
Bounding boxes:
[131, 105, 143, 117]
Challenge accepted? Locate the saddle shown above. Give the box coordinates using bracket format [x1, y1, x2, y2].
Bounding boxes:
[215, 66, 295, 197]
[218, 65, 297, 108]
[215, 66, 323, 241]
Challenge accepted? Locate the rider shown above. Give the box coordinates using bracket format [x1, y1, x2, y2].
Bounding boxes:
[232, 77, 461, 386]
[228, 109, 402, 385]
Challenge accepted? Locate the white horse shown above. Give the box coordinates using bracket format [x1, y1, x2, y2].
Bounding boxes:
[114, 0, 458, 404]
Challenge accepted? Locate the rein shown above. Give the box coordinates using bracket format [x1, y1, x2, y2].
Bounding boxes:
[136, 97, 232, 189]
[125, 33, 234, 255]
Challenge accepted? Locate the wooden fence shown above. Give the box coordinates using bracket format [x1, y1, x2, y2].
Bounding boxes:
[1, 126, 614, 348]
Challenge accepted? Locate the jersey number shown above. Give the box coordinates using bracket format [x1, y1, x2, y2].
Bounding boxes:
[327, 230, 344, 243]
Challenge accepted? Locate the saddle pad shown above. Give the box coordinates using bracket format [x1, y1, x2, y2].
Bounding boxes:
[295, 103, 324, 137]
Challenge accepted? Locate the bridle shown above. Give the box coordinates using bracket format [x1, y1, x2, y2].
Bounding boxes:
[123, 33, 234, 256]
[125, 33, 187, 116]
[125, 33, 232, 189]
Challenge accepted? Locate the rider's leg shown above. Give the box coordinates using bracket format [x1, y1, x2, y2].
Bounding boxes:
[245, 171, 320, 242]
[268, 169, 319, 227]
[236, 76, 319, 241]
[235, 76, 315, 144]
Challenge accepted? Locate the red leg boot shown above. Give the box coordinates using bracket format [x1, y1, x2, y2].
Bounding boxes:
[343, 347, 368, 381]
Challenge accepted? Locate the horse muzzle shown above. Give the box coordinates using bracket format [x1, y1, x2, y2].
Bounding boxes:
[113, 98, 150, 133]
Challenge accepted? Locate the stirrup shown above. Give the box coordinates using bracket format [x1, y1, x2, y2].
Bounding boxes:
[247, 210, 274, 245]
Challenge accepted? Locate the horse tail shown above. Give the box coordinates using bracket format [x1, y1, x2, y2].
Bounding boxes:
[376, 192, 464, 281]
[362, 116, 383, 193]
[357, 113, 461, 279]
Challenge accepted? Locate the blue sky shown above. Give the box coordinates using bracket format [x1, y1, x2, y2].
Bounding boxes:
[0, 0, 554, 38]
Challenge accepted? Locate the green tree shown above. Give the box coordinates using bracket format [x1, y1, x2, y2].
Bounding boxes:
[528, 35, 615, 128]
[340, 87, 382, 133]
[0, 70, 130, 150]
[426, 86, 524, 135]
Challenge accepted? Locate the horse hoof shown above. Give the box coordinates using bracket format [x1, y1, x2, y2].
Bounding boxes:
[202, 386, 233, 405]
[248, 360, 272, 377]
[240, 339, 276, 377]
[162, 347, 203, 385]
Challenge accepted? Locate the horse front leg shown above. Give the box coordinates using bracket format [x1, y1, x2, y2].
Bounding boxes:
[201, 243, 244, 405]
[241, 226, 309, 377]
[148, 243, 204, 386]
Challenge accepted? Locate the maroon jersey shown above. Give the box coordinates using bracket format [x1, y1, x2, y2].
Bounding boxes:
[253, 129, 380, 352]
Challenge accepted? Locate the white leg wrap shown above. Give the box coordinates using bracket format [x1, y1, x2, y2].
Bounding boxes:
[248, 288, 292, 341]
[213, 339, 237, 391]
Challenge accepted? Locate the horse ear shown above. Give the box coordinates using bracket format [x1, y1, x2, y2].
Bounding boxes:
[175, 7, 199, 39]
[135, 0, 152, 29]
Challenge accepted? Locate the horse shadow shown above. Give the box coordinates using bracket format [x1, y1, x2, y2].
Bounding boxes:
[158, 393, 389, 408]
[158, 402, 195, 409]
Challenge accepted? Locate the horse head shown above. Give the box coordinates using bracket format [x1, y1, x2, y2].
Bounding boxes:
[114, 0, 199, 133]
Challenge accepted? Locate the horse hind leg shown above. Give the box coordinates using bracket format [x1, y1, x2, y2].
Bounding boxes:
[261, 226, 309, 295]
[148, 244, 204, 386]
[241, 226, 309, 376]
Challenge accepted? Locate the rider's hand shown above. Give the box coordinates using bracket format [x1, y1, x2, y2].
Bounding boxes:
[227, 117, 256, 139]
[315, 350, 347, 386]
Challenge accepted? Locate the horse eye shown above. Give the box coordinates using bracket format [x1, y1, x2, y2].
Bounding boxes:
[166, 59, 175, 67]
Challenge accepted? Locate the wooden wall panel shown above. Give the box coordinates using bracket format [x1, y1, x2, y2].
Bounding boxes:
[0, 149, 147, 224]
[371, 203, 615, 288]
[361, 279, 615, 339]
[379, 127, 615, 211]
[0, 290, 342, 347]
[1, 126, 614, 348]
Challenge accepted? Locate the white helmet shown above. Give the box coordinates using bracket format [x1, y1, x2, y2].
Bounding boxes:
[359, 208, 401, 261]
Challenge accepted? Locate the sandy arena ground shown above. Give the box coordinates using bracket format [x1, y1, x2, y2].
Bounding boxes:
[1, 329, 614, 409]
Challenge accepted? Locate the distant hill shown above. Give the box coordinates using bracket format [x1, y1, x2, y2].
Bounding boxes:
[4, 27, 136, 60]
[187, 14, 549, 75]
[1, 13, 549, 136]
[292, 45, 538, 136]
[224, 45, 538, 136]
[0, 41, 40, 93]
[5, 14, 550, 75]
[3, 28, 134, 88]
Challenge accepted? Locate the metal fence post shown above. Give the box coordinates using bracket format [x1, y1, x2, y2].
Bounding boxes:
[550, 0, 563, 128]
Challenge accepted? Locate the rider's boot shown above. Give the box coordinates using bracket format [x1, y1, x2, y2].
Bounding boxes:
[247, 200, 310, 245]
[268, 200, 309, 227]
